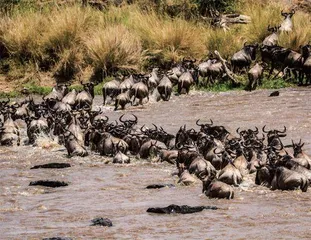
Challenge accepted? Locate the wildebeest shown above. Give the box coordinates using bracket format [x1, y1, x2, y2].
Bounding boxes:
[271, 166, 308, 192]
[0, 107, 20, 146]
[114, 90, 132, 111]
[279, 9, 295, 33]
[62, 89, 77, 106]
[202, 178, 234, 199]
[300, 43, 311, 85]
[131, 80, 149, 106]
[263, 25, 280, 46]
[75, 82, 95, 110]
[102, 79, 121, 105]
[247, 63, 264, 91]
[62, 130, 88, 157]
[157, 75, 173, 101]
[231, 42, 258, 73]
[119, 75, 134, 93]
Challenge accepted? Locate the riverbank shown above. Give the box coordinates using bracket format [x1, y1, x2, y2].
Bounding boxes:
[0, 0, 310, 92]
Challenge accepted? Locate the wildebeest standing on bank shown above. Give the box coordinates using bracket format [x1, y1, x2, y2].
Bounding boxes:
[279, 9, 295, 33]
[247, 63, 263, 91]
[263, 25, 280, 46]
[231, 42, 258, 73]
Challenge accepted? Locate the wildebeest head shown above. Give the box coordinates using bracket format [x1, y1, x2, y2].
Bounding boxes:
[262, 125, 286, 147]
[243, 42, 259, 61]
[119, 114, 138, 129]
[281, 9, 295, 19]
[292, 139, 305, 157]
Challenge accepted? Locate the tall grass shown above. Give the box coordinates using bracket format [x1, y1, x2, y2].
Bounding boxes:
[85, 24, 142, 73]
[0, 12, 46, 61]
[127, 9, 207, 66]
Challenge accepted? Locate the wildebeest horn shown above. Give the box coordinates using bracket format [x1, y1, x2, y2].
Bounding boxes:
[152, 123, 158, 131]
[130, 114, 138, 123]
[277, 126, 286, 133]
[262, 125, 269, 133]
[299, 139, 302, 145]
[236, 127, 241, 135]
[244, 41, 248, 47]
[213, 148, 222, 154]
[281, 10, 285, 16]
[119, 114, 125, 123]
[196, 119, 203, 126]
[254, 126, 259, 134]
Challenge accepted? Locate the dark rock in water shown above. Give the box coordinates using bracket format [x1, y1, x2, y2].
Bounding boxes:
[31, 163, 71, 169]
[91, 217, 113, 227]
[43, 238, 72, 240]
[269, 91, 279, 97]
[146, 184, 175, 189]
[147, 204, 218, 214]
[29, 180, 68, 188]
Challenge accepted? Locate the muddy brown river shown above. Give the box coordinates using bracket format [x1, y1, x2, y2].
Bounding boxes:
[1, 88, 311, 239]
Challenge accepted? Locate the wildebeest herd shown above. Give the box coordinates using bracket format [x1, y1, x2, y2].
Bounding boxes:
[0, 78, 310, 200]
[99, 9, 311, 105]
[0, 9, 310, 202]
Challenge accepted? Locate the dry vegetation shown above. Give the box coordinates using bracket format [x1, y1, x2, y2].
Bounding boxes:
[0, 0, 310, 91]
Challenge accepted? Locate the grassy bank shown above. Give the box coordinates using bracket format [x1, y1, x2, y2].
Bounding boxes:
[0, 0, 310, 93]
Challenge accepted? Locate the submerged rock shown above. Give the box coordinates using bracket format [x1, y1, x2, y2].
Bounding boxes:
[31, 163, 71, 169]
[147, 204, 218, 214]
[146, 184, 175, 189]
[269, 91, 279, 97]
[91, 217, 113, 227]
[29, 180, 68, 188]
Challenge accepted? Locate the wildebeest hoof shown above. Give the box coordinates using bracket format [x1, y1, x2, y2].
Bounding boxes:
[147, 204, 218, 214]
[91, 217, 113, 227]
[269, 91, 279, 97]
[31, 163, 71, 169]
[146, 184, 175, 189]
[29, 180, 69, 188]
[43, 238, 72, 240]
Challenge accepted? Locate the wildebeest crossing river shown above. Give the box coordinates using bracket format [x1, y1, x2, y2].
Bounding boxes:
[1, 88, 311, 239]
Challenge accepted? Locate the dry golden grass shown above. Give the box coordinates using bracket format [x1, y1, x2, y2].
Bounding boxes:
[85, 24, 142, 73]
[0, 12, 46, 60]
[127, 9, 207, 64]
[0, 0, 310, 83]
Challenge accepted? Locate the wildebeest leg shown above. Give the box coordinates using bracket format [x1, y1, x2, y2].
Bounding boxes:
[177, 84, 182, 95]
[268, 63, 275, 79]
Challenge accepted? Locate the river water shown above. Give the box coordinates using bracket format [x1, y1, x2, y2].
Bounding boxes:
[1, 88, 311, 239]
